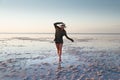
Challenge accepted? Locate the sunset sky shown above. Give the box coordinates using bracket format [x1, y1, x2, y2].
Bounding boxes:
[0, 0, 120, 33]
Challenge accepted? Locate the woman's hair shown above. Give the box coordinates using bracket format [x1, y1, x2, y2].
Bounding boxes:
[60, 24, 66, 28]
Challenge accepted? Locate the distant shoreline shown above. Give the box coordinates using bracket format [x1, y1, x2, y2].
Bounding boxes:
[0, 33, 120, 35]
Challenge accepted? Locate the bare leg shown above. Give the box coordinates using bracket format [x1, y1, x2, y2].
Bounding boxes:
[59, 43, 63, 62]
[55, 43, 63, 62]
[55, 43, 60, 61]
[55, 44, 59, 54]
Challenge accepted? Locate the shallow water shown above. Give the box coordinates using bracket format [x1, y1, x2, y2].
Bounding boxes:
[0, 33, 120, 80]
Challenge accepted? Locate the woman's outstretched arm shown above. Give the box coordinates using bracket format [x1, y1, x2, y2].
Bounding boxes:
[65, 30, 74, 42]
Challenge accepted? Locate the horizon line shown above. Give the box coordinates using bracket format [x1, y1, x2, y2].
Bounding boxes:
[0, 32, 120, 34]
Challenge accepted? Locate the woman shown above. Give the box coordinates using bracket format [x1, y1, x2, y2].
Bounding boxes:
[54, 22, 74, 62]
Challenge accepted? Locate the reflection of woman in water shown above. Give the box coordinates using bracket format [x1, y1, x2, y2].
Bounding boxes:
[54, 22, 74, 62]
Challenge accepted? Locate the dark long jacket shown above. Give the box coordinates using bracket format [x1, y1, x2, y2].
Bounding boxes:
[54, 22, 72, 43]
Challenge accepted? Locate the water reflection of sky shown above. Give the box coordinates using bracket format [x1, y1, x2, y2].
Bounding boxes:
[0, 34, 120, 80]
[0, 34, 120, 61]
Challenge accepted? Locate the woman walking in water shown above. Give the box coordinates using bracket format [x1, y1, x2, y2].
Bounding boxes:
[54, 22, 74, 62]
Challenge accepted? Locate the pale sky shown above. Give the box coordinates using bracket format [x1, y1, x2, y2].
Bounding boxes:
[0, 0, 120, 33]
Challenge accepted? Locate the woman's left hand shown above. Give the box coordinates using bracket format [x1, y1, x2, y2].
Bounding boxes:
[71, 39, 74, 42]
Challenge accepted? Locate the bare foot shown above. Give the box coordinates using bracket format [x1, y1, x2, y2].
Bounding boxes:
[59, 57, 62, 62]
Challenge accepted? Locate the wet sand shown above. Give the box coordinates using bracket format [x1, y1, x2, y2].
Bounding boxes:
[0, 34, 120, 80]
